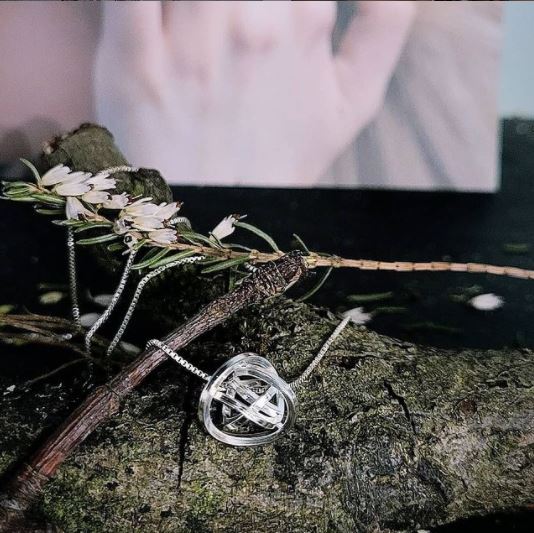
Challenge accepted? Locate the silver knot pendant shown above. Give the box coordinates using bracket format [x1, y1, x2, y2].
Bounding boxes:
[147, 317, 349, 447]
[199, 353, 297, 447]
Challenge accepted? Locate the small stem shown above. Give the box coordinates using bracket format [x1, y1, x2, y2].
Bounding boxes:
[165, 242, 534, 281]
[21, 358, 87, 388]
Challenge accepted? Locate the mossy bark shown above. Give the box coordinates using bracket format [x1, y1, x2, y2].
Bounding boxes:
[0, 124, 532, 532]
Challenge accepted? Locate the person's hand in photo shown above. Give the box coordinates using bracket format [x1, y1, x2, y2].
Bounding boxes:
[95, 1, 415, 185]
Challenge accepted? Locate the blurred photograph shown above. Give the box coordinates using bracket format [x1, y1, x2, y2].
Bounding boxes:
[1, 1, 502, 189]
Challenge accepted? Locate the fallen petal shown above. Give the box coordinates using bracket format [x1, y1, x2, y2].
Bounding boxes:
[468, 293, 504, 311]
[80, 312, 102, 328]
[343, 307, 373, 325]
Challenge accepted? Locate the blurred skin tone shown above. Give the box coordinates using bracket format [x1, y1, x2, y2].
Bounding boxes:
[0, 2, 100, 161]
[0, 1, 415, 184]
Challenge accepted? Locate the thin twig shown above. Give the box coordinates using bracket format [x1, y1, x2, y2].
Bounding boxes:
[21, 359, 88, 389]
[164, 241, 534, 281]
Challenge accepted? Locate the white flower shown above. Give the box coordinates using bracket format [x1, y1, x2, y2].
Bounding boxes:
[86, 172, 116, 191]
[114, 218, 130, 234]
[468, 293, 504, 311]
[41, 165, 90, 187]
[56, 181, 91, 196]
[343, 307, 373, 325]
[154, 202, 181, 220]
[211, 215, 240, 241]
[41, 164, 74, 186]
[122, 197, 157, 218]
[66, 197, 94, 220]
[121, 199, 180, 232]
[131, 216, 165, 232]
[82, 190, 111, 204]
[148, 228, 177, 245]
[103, 193, 130, 210]
[41, 165, 93, 196]
[42, 165, 116, 202]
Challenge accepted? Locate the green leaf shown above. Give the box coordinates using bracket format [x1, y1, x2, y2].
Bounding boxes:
[19, 158, 42, 184]
[74, 222, 113, 234]
[1, 196, 36, 202]
[2, 180, 33, 189]
[181, 231, 218, 248]
[292, 233, 310, 254]
[372, 306, 408, 315]
[502, 243, 531, 255]
[133, 246, 161, 266]
[33, 193, 66, 206]
[297, 267, 333, 302]
[107, 243, 125, 252]
[222, 243, 253, 252]
[234, 221, 280, 252]
[35, 208, 64, 216]
[0, 304, 14, 315]
[77, 234, 119, 245]
[133, 247, 170, 270]
[52, 219, 86, 227]
[39, 291, 65, 305]
[132, 239, 147, 251]
[149, 249, 198, 269]
[2, 182, 36, 196]
[201, 255, 251, 274]
[346, 291, 394, 304]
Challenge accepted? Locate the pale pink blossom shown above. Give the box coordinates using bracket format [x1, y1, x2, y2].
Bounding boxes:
[154, 202, 181, 220]
[86, 172, 116, 191]
[66, 197, 94, 220]
[103, 193, 130, 209]
[211, 215, 240, 241]
[82, 190, 111, 204]
[131, 216, 165, 232]
[148, 228, 178, 245]
[41, 165, 90, 187]
[121, 199, 180, 232]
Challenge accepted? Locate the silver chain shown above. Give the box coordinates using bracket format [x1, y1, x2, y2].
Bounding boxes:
[106, 255, 205, 356]
[147, 339, 210, 381]
[242, 262, 258, 273]
[170, 216, 192, 228]
[67, 227, 81, 329]
[290, 316, 351, 390]
[147, 316, 351, 389]
[65, 165, 138, 329]
[100, 165, 140, 175]
[85, 250, 137, 353]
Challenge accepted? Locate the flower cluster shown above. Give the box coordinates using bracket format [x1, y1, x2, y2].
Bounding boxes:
[115, 197, 181, 247]
[41, 164, 129, 220]
[38, 164, 183, 248]
[3, 160, 259, 267]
